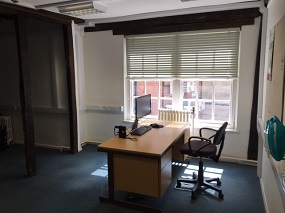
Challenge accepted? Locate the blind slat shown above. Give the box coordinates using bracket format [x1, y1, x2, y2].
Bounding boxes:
[126, 29, 240, 79]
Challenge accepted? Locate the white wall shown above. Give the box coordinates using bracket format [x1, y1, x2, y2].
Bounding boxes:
[81, 19, 260, 161]
[83, 31, 124, 106]
[222, 19, 260, 160]
[259, 0, 285, 212]
[82, 31, 125, 143]
[73, 24, 86, 151]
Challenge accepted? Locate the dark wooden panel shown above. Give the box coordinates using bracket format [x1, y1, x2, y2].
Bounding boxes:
[15, 12, 37, 177]
[114, 18, 254, 35]
[85, 8, 261, 35]
[0, 1, 84, 24]
[63, 24, 78, 154]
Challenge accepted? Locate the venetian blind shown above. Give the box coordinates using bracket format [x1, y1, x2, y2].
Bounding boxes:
[126, 29, 240, 79]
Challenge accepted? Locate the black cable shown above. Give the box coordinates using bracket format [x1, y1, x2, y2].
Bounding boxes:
[125, 127, 138, 141]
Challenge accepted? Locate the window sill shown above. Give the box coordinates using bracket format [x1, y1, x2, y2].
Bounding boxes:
[124, 118, 239, 133]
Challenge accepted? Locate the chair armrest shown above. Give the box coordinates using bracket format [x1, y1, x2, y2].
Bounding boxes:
[199, 127, 217, 139]
[189, 136, 211, 143]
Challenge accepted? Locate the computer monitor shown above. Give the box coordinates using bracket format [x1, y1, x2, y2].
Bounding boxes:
[131, 94, 151, 130]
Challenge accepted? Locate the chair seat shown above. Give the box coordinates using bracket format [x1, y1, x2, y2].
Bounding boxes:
[179, 140, 217, 157]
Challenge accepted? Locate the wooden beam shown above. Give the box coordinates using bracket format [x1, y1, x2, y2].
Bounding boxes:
[0, 14, 16, 20]
[264, 0, 270, 7]
[0, 1, 84, 25]
[113, 18, 254, 35]
[14, 12, 37, 177]
[85, 8, 261, 35]
[63, 24, 78, 154]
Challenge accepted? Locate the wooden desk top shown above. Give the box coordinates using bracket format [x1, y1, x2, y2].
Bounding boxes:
[97, 120, 189, 157]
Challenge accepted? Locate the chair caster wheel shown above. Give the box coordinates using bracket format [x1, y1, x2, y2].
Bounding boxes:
[219, 192, 224, 199]
[176, 181, 181, 188]
[192, 172, 198, 179]
[217, 179, 222, 186]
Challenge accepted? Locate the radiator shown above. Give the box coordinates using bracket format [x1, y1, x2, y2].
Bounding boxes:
[0, 116, 13, 145]
[158, 109, 192, 122]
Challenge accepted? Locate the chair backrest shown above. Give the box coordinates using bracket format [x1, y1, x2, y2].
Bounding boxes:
[213, 122, 228, 145]
[211, 122, 228, 162]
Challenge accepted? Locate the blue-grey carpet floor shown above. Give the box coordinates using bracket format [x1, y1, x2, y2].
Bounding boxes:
[0, 144, 265, 213]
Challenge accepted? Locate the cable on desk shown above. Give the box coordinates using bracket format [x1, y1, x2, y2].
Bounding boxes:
[124, 127, 138, 141]
[126, 136, 138, 141]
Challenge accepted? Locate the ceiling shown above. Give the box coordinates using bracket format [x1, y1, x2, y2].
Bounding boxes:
[1, 0, 262, 24]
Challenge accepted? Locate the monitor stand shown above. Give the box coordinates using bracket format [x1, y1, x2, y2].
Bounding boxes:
[131, 119, 138, 131]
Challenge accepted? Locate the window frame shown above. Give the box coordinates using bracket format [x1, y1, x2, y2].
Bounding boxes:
[125, 79, 237, 129]
[124, 28, 240, 129]
[181, 79, 237, 128]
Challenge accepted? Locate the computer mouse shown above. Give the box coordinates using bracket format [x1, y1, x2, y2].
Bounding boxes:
[150, 123, 164, 128]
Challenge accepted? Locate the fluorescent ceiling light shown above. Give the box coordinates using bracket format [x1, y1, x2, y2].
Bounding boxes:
[58, 1, 107, 16]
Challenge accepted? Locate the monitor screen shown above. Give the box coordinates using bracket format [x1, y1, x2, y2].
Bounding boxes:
[135, 94, 151, 119]
[131, 94, 151, 130]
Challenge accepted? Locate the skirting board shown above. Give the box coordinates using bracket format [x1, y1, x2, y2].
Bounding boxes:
[259, 179, 270, 213]
[81, 141, 101, 146]
[185, 155, 257, 166]
[13, 141, 70, 152]
[219, 156, 257, 166]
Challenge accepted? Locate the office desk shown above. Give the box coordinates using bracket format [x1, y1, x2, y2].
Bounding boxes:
[97, 121, 189, 212]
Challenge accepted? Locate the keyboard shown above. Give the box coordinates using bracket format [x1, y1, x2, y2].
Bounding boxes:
[130, 125, 152, 136]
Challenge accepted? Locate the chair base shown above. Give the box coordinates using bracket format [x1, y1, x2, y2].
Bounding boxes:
[176, 160, 224, 200]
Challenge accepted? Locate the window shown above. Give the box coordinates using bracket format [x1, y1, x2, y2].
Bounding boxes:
[130, 79, 235, 125]
[125, 29, 240, 127]
[131, 80, 173, 117]
[182, 80, 233, 123]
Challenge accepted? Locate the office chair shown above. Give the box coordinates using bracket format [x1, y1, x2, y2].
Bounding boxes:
[176, 122, 228, 200]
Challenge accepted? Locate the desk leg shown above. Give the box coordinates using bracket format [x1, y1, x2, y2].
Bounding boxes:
[99, 153, 114, 200]
[107, 153, 115, 199]
[99, 152, 162, 213]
